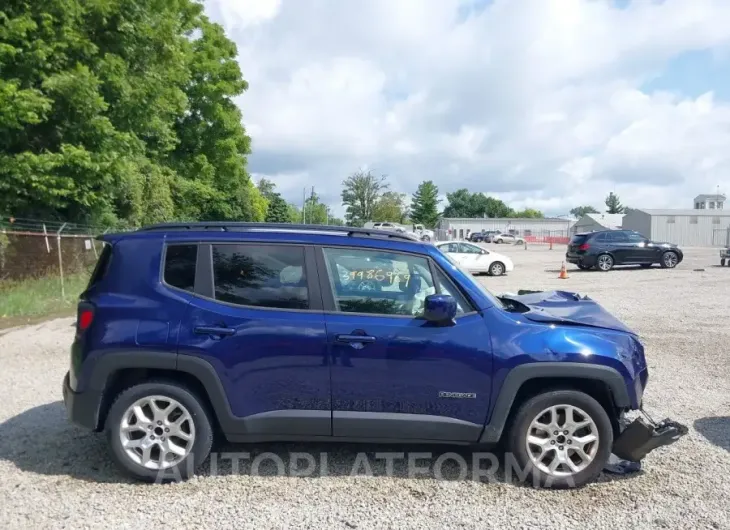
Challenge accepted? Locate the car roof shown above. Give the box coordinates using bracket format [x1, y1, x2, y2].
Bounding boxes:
[100, 222, 430, 252]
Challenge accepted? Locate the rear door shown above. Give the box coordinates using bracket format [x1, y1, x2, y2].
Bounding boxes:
[606, 231, 632, 263]
[175, 242, 331, 437]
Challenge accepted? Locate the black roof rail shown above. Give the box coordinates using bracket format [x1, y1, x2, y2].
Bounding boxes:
[137, 222, 420, 242]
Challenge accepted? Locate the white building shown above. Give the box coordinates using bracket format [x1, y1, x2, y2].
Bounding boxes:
[622, 208, 730, 247]
[438, 217, 574, 240]
[693, 194, 725, 210]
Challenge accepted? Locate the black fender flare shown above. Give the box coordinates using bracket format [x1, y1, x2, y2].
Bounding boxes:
[84, 351, 257, 435]
[478, 362, 630, 443]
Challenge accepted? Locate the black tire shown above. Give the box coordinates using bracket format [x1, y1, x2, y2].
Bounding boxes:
[105, 381, 214, 482]
[489, 261, 505, 276]
[660, 251, 679, 269]
[506, 390, 613, 489]
[595, 254, 614, 271]
[723, 258, 727, 267]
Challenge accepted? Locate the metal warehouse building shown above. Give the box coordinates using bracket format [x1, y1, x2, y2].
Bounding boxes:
[438, 217, 574, 240]
[571, 213, 624, 234]
[622, 208, 730, 247]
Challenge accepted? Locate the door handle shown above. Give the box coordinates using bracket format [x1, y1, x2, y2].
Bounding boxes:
[194, 326, 236, 337]
[336, 334, 376, 344]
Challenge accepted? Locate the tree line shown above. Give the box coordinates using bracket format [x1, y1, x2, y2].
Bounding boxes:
[339, 170, 545, 228]
[570, 192, 628, 218]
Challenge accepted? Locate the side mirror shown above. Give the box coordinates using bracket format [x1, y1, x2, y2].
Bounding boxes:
[423, 294, 457, 325]
[481, 249, 487, 254]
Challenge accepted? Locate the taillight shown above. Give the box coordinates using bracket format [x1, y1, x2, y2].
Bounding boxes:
[578, 243, 590, 251]
[78, 308, 94, 331]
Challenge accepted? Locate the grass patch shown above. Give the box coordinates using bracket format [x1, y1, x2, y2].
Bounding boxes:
[0, 272, 91, 322]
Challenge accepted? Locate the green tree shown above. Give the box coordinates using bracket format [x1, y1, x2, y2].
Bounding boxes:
[605, 192, 625, 214]
[373, 191, 409, 223]
[341, 170, 388, 226]
[442, 189, 514, 218]
[265, 193, 291, 223]
[570, 205, 600, 218]
[0, 0, 259, 226]
[410, 181, 440, 228]
[303, 192, 330, 225]
[287, 203, 302, 223]
[511, 208, 544, 218]
[257, 178, 277, 200]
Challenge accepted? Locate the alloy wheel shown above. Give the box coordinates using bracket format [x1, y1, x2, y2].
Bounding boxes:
[119, 395, 195, 470]
[597, 255, 613, 271]
[663, 252, 678, 268]
[490, 263, 505, 276]
[525, 404, 599, 477]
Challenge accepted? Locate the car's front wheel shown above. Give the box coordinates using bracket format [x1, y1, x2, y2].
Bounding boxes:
[660, 251, 679, 269]
[489, 261, 506, 276]
[105, 381, 214, 482]
[506, 390, 613, 489]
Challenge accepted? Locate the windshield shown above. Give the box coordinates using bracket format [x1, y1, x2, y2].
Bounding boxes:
[438, 248, 504, 309]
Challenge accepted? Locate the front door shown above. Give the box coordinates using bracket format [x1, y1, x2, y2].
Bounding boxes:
[177, 243, 331, 437]
[317, 246, 493, 442]
[625, 231, 658, 263]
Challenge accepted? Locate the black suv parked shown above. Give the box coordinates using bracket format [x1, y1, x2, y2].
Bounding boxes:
[566, 230, 683, 271]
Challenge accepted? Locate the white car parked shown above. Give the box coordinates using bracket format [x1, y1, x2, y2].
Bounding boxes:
[436, 240, 514, 276]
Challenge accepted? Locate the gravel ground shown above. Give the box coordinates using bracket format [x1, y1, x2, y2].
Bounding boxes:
[1, 244, 729, 529]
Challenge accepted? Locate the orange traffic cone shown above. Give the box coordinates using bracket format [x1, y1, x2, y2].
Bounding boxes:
[558, 261, 569, 279]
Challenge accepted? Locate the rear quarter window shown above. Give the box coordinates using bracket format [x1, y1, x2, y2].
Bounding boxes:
[86, 242, 112, 288]
[164, 244, 198, 292]
[570, 235, 588, 245]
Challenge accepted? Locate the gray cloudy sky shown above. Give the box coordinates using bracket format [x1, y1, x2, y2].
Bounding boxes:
[204, 0, 730, 216]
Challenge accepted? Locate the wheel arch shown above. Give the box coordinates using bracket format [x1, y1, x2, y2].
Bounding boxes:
[86, 351, 233, 434]
[479, 363, 630, 444]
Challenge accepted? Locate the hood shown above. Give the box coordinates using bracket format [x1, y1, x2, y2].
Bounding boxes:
[499, 290, 635, 335]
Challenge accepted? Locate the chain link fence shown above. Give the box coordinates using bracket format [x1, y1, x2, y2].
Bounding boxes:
[0, 217, 114, 300]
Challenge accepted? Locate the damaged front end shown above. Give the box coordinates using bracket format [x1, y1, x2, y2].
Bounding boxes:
[604, 410, 688, 474]
[612, 410, 689, 463]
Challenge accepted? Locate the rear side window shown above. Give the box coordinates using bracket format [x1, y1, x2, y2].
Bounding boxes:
[87, 243, 112, 288]
[570, 235, 588, 245]
[212, 244, 309, 310]
[164, 245, 198, 292]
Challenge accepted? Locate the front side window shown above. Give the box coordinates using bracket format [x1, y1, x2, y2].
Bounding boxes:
[459, 243, 483, 254]
[164, 244, 198, 292]
[323, 248, 436, 316]
[212, 244, 308, 310]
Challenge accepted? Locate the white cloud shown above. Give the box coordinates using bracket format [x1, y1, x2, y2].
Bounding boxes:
[208, 0, 730, 215]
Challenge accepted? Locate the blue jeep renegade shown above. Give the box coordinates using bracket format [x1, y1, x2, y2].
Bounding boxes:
[62, 223, 685, 487]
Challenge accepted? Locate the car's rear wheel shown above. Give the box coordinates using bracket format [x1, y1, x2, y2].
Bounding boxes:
[506, 390, 613, 489]
[421, 235, 431, 242]
[595, 254, 614, 271]
[106, 381, 213, 482]
[661, 251, 679, 269]
[722, 258, 726, 266]
[489, 261, 506, 276]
